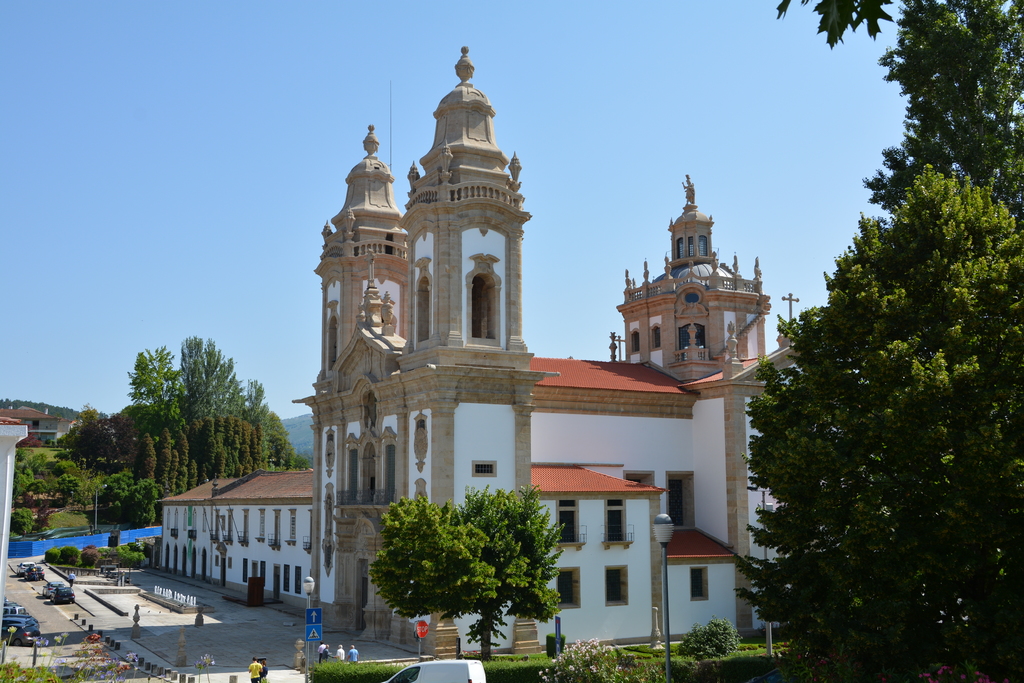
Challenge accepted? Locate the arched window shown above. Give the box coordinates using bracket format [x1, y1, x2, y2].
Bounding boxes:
[688, 236, 695, 257]
[676, 238, 685, 259]
[471, 274, 498, 339]
[631, 330, 640, 353]
[678, 325, 690, 350]
[416, 276, 431, 343]
[698, 235, 708, 257]
[652, 326, 661, 349]
[693, 324, 706, 348]
[328, 317, 338, 365]
[363, 443, 377, 493]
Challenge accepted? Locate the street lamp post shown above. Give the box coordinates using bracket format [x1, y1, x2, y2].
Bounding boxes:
[94, 484, 106, 533]
[747, 486, 772, 656]
[653, 513, 674, 683]
[303, 576, 315, 683]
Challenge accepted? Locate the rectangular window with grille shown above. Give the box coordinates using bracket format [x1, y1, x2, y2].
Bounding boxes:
[605, 566, 628, 604]
[242, 558, 248, 582]
[652, 326, 661, 349]
[349, 449, 359, 493]
[557, 568, 579, 607]
[669, 479, 685, 526]
[283, 564, 290, 593]
[690, 567, 708, 600]
[678, 326, 690, 350]
[294, 566, 301, 593]
[558, 500, 577, 543]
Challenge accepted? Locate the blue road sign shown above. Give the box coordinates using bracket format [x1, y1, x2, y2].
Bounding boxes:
[305, 624, 323, 641]
[306, 608, 322, 625]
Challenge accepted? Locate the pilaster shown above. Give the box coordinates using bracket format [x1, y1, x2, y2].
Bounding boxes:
[512, 402, 534, 491]
[429, 400, 458, 504]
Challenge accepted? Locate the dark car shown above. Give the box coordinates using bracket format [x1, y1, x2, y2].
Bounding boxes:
[2, 616, 42, 646]
[24, 567, 45, 581]
[52, 586, 76, 605]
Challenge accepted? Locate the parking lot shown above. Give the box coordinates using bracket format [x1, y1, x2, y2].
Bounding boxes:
[5, 557, 417, 682]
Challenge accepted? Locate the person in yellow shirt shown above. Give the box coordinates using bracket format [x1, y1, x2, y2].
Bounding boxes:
[249, 657, 262, 683]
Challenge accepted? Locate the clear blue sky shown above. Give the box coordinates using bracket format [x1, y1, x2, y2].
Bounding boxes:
[1, 2, 906, 419]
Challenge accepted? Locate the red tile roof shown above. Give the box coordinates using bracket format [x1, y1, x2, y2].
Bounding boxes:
[531, 358, 690, 394]
[0, 416, 23, 425]
[0, 408, 71, 421]
[163, 470, 313, 502]
[532, 464, 665, 494]
[680, 359, 760, 386]
[667, 530, 735, 558]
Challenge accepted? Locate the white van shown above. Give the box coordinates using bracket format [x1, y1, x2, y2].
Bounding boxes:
[383, 660, 486, 683]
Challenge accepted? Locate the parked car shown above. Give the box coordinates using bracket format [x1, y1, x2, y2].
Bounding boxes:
[52, 586, 76, 605]
[2, 604, 30, 618]
[24, 567, 45, 581]
[2, 616, 42, 646]
[382, 660, 487, 683]
[42, 581, 66, 598]
[15, 562, 35, 577]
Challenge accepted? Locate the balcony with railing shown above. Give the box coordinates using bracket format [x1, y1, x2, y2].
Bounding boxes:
[224, 531, 233, 544]
[187, 529, 197, 540]
[601, 524, 635, 548]
[302, 536, 312, 552]
[558, 525, 587, 551]
[337, 488, 396, 506]
[210, 529, 219, 541]
[267, 534, 281, 548]
[237, 533, 249, 545]
[169, 528, 178, 538]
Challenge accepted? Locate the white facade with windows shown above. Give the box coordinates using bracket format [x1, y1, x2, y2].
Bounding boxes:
[159, 470, 313, 608]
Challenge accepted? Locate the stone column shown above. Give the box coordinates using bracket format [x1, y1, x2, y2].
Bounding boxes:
[512, 403, 534, 491]
[506, 227, 527, 352]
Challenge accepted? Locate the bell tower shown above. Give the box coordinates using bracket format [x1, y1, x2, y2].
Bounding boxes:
[316, 125, 407, 381]
[399, 47, 531, 372]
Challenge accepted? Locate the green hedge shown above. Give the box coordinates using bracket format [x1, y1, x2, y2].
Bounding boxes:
[312, 661, 404, 683]
[719, 656, 776, 683]
[480, 660, 549, 683]
[545, 633, 566, 658]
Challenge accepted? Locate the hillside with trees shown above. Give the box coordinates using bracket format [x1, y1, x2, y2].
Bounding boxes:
[10, 337, 308, 537]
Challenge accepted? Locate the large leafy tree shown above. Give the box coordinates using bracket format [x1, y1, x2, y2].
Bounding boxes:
[453, 487, 562, 659]
[865, 0, 1024, 218]
[369, 495, 499, 633]
[67, 413, 138, 475]
[739, 170, 1024, 679]
[123, 346, 184, 440]
[371, 487, 562, 660]
[179, 337, 245, 425]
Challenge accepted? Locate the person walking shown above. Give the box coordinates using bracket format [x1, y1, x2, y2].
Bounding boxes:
[318, 642, 328, 663]
[248, 657, 262, 683]
[346, 645, 359, 663]
[67, 572, 76, 587]
[335, 644, 345, 661]
[259, 658, 268, 682]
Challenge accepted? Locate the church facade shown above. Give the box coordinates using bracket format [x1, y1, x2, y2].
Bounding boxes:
[298, 47, 785, 651]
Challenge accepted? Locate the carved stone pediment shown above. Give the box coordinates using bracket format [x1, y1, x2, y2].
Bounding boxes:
[335, 331, 403, 394]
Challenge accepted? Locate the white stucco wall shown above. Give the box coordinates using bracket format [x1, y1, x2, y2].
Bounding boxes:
[413, 231, 435, 272]
[691, 398, 728, 542]
[535, 497, 655, 643]
[453, 403, 515, 503]
[461, 228, 506, 347]
[532, 412, 691, 499]
[668, 562, 737, 633]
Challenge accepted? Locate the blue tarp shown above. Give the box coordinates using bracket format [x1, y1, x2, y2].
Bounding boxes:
[6, 526, 162, 558]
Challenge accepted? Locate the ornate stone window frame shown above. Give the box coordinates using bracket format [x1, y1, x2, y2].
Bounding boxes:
[466, 253, 502, 345]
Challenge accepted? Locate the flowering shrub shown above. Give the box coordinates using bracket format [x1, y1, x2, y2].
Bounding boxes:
[916, 665, 1008, 683]
[540, 639, 641, 683]
[676, 617, 741, 661]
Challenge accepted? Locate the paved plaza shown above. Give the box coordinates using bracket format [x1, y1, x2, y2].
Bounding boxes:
[4, 556, 418, 682]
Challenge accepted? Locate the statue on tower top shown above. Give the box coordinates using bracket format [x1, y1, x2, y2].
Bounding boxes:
[684, 175, 695, 206]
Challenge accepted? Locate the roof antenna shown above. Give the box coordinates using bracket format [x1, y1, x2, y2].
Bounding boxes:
[389, 80, 393, 169]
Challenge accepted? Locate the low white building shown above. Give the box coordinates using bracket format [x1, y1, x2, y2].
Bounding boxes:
[159, 469, 313, 608]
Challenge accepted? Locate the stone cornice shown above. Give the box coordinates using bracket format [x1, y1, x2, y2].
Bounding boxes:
[533, 385, 696, 418]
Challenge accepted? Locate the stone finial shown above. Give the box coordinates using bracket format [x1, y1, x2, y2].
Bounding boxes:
[408, 162, 420, 193]
[624, 269, 631, 289]
[664, 256, 672, 278]
[439, 143, 453, 184]
[684, 174, 695, 206]
[367, 252, 376, 284]
[732, 254, 740, 276]
[382, 291, 396, 336]
[643, 260, 650, 284]
[754, 256, 762, 281]
[455, 46, 474, 83]
[507, 152, 522, 192]
[194, 605, 204, 627]
[711, 250, 719, 270]
[321, 220, 332, 241]
[342, 208, 355, 241]
[131, 604, 141, 640]
[363, 125, 380, 157]
[609, 332, 618, 362]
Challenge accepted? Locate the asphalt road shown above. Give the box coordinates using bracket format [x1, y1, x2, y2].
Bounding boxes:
[5, 565, 91, 649]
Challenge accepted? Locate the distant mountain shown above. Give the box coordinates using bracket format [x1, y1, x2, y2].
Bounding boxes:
[1, 399, 79, 420]
[282, 413, 314, 457]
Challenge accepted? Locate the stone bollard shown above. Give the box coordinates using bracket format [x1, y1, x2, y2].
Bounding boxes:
[114, 641, 121, 650]
[144, 662, 152, 672]
[73, 613, 79, 621]
[229, 676, 238, 683]
[188, 677, 195, 683]
[87, 624, 93, 630]
[105, 636, 111, 645]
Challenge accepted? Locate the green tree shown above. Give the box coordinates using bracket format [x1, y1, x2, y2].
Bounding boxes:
[123, 346, 184, 439]
[179, 337, 244, 424]
[370, 496, 499, 636]
[116, 543, 146, 568]
[67, 414, 138, 475]
[10, 508, 35, 535]
[54, 473, 82, 507]
[103, 471, 136, 522]
[125, 479, 162, 527]
[453, 487, 562, 659]
[739, 170, 1024, 679]
[777, 0, 894, 47]
[865, 0, 1024, 218]
[263, 412, 301, 469]
[135, 433, 157, 480]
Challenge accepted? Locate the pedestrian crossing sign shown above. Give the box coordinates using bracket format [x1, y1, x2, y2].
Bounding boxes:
[305, 624, 322, 641]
